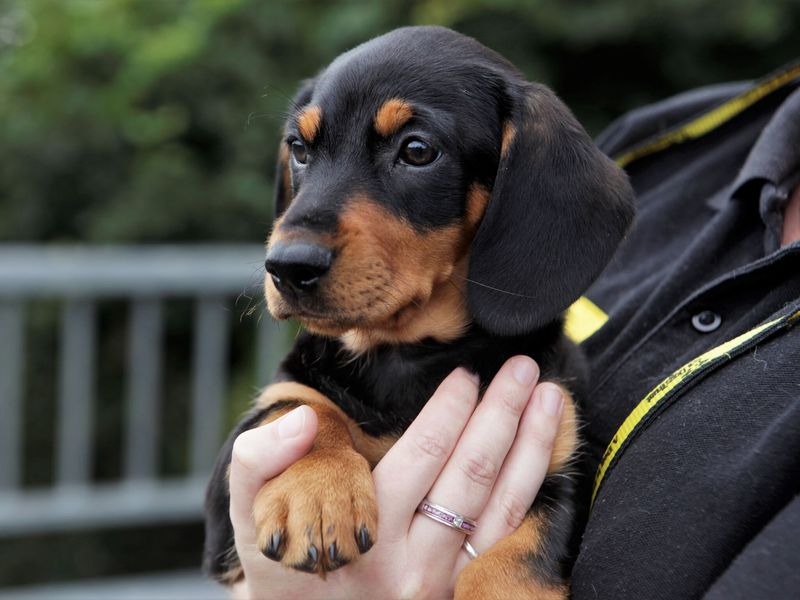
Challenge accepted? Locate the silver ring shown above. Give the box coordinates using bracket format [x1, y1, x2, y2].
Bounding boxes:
[416, 498, 477, 535]
[462, 540, 479, 560]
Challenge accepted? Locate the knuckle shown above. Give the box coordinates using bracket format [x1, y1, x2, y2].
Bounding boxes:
[414, 431, 450, 460]
[230, 433, 256, 472]
[459, 449, 497, 488]
[450, 369, 480, 394]
[496, 386, 529, 415]
[230, 428, 270, 474]
[441, 385, 477, 416]
[527, 427, 556, 453]
[439, 392, 467, 418]
[497, 491, 529, 531]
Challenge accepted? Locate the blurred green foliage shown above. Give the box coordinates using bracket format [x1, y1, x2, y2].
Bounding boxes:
[1, 0, 799, 244]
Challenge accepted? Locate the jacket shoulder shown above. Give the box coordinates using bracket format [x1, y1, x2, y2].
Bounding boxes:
[596, 81, 751, 157]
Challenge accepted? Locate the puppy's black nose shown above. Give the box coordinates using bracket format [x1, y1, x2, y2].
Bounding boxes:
[265, 242, 333, 294]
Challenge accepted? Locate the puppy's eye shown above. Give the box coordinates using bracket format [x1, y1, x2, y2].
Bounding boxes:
[290, 139, 308, 165]
[399, 138, 438, 166]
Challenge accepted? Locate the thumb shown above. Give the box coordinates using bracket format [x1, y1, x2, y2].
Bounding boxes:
[228, 405, 318, 543]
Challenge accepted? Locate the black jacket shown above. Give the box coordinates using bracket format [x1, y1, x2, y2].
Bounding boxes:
[571, 62, 800, 599]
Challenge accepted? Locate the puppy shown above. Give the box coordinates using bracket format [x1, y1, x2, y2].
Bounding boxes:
[205, 26, 634, 598]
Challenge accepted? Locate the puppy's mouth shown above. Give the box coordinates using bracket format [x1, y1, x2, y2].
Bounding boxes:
[271, 290, 423, 333]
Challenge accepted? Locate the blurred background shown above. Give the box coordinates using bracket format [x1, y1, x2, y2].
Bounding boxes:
[1, 0, 799, 596]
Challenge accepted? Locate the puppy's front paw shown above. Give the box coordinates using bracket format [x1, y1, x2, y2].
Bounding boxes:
[253, 447, 377, 575]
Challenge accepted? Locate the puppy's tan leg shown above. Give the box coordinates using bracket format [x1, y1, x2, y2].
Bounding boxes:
[454, 511, 569, 600]
[545, 386, 579, 475]
[251, 382, 395, 575]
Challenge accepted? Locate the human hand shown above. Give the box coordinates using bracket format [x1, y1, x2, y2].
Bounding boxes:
[228, 356, 565, 599]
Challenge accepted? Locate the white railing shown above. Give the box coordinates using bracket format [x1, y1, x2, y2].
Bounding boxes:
[0, 245, 287, 535]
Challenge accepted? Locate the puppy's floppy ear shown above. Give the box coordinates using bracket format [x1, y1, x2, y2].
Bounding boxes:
[467, 82, 635, 336]
[274, 78, 316, 217]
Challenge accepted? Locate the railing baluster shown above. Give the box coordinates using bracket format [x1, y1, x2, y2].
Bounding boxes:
[189, 297, 229, 476]
[0, 246, 266, 536]
[0, 301, 25, 491]
[56, 300, 96, 486]
[124, 298, 163, 480]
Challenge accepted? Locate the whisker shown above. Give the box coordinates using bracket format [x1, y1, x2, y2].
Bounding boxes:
[234, 262, 268, 321]
[452, 273, 538, 299]
[245, 110, 292, 127]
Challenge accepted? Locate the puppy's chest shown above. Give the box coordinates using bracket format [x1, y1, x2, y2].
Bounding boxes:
[277, 324, 574, 438]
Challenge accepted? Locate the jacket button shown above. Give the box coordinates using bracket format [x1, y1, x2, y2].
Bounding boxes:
[692, 310, 722, 333]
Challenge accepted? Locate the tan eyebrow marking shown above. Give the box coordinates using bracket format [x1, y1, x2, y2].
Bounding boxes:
[374, 98, 414, 137]
[500, 122, 516, 158]
[297, 106, 322, 142]
[466, 183, 490, 230]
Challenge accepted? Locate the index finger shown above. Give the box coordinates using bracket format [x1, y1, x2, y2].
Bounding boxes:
[372, 368, 480, 536]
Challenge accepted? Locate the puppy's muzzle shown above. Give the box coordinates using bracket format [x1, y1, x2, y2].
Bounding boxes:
[265, 241, 333, 297]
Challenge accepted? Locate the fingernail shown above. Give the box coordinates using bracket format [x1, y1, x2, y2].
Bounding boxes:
[539, 386, 564, 416]
[277, 406, 306, 439]
[511, 357, 538, 386]
[457, 367, 480, 386]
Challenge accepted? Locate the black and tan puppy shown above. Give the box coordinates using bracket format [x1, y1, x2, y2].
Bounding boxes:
[205, 26, 634, 597]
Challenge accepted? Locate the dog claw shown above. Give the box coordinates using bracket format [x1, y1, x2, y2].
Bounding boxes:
[326, 541, 349, 570]
[292, 544, 320, 573]
[263, 530, 284, 561]
[357, 526, 373, 553]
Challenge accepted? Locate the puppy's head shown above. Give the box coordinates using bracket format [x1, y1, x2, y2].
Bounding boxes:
[265, 26, 634, 345]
